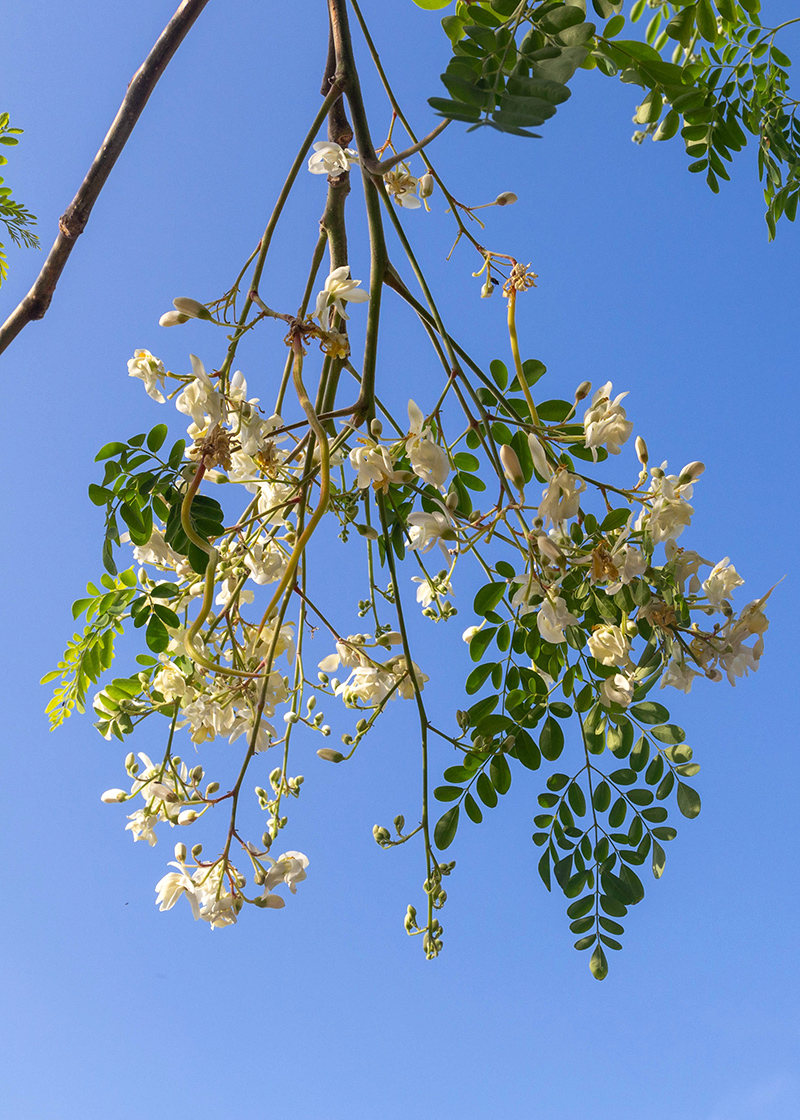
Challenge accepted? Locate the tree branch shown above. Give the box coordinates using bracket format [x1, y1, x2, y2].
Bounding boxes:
[0, 0, 210, 358]
[362, 120, 451, 176]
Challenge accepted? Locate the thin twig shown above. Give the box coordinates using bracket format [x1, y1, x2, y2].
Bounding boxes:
[0, 0, 211, 357]
[363, 120, 451, 176]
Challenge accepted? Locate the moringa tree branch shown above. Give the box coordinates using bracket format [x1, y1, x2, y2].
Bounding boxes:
[0, 0, 211, 358]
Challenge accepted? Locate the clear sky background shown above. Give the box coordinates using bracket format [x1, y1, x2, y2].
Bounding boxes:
[2, 2, 799, 1118]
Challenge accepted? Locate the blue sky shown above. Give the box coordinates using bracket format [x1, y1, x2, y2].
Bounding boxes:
[2, 3, 799, 1118]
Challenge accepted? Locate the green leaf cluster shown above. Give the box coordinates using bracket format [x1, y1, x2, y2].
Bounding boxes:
[429, 2, 591, 136]
[42, 570, 140, 727]
[0, 112, 40, 286]
[92, 426, 223, 576]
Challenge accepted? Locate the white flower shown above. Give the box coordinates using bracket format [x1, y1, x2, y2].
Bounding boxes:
[214, 577, 254, 609]
[600, 672, 634, 708]
[175, 354, 223, 437]
[128, 349, 167, 402]
[262, 851, 309, 895]
[307, 141, 357, 178]
[313, 266, 369, 330]
[583, 382, 634, 459]
[180, 696, 236, 744]
[510, 573, 545, 609]
[126, 808, 159, 846]
[389, 657, 429, 699]
[244, 536, 287, 585]
[703, 557, 744, 607]
[665, 544, 710, 593]
[406, 401, 450, 489]
[100, 788, 127, 803]
[155, 863, 199, 917]
[227, 710, 277, 753]
[132, 528, 180, 571]
[407, 509, 456, 560]
[153, 662, 187, 703]
[349, 444, 405, 492]
[384, 165, 421, 208]
[661, 655, 699, 693]
[536, 595, 578, 645]
[335, 665, 395, 706]
[318, 637, 370, 674]
[538, 468, 585, 527]
[587, 624, 631, 666]
[636, 466, 694, 544]
[412, 573, 453, 607]
[257, 480, 297, 525]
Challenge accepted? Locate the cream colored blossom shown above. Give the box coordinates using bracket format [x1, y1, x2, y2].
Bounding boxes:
[313, 266, 369, 330]
[128, 349, 167, 403]
[583, 382, 634, 459]
[537, 596, 578, 645]
[600, 672, 634, 708]
[307, 141, 358, 178]
[588, 624, 631, 666]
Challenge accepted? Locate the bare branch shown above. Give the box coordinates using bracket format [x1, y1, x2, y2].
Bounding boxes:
[0, 0, 211, 358]
[363, 119, 451, 176]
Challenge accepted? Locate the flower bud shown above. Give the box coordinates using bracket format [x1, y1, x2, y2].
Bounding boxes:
[317, 748, 344, 763]
[419, 172, 434, 199]
[205, 781, 220, 796]
[100, 788, 127, 803]
[678, 460, 705, 484]
[495, 191, 518, 206]
[370, 418, 383, 438]
[174, 843, 187, 862]
[480, 275, 494, 298]
[172, 297, 213, 321]
[635, 436, 648, 465]
[373, 825, 391, 844]
[527, 433, 552, 480]
[499, 444, 525, 490]
[462, 623, 485, 643]
[394, 815, 405, 833]
[306, 695, 316, 711]
[355, 523, 380, 540]
[445, 491, 459, 510]
[191, 843, 203, 857]
[177, 809, 198, 825]
[574, 380, 592, 403]
[159, 310, 190, 327]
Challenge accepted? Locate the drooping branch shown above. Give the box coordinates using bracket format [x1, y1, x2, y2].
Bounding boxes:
[0, 0, 211, 358]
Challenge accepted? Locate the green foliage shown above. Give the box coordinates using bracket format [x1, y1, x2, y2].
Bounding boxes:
[91, 426, 224, 576]
[0, 112, 40, 286]
[421, 1, 799, 235]
[429, 2, 588, 136]
[42, 570, 140, 728]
